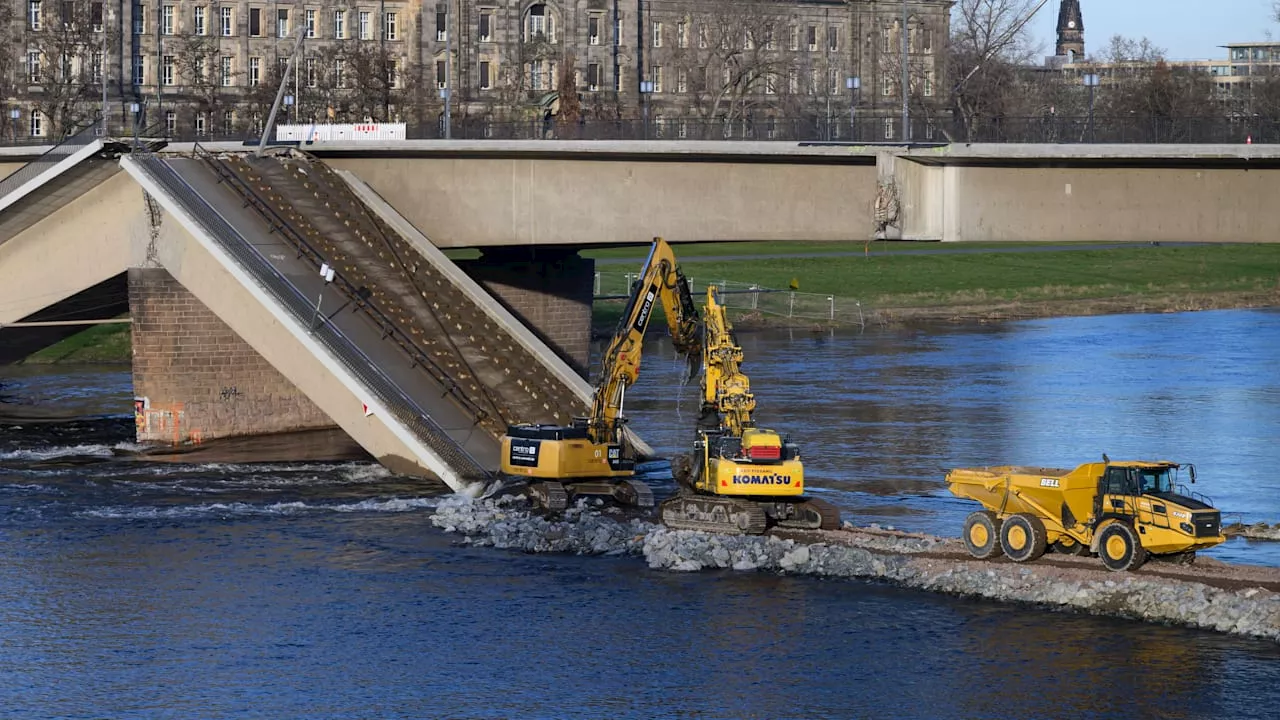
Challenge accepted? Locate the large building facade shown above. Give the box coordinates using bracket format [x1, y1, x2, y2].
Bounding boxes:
[1, 0, 951, 140]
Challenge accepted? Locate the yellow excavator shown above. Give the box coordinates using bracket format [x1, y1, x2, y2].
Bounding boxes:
[659, 287, 841, 535]
[499, 238, 702, 510]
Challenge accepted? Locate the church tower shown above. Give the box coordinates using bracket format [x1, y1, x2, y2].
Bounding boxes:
[1056, 0, 1085, 61]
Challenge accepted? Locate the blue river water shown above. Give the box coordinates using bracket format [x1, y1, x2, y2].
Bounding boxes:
[2, 309, 1280, 718]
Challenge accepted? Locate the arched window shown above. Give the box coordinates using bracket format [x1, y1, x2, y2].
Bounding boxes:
[524, 4, 557, 43]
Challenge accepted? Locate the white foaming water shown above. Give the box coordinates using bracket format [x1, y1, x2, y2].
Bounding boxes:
[75, 495, 440, 520]
[0, 444, 117, 461]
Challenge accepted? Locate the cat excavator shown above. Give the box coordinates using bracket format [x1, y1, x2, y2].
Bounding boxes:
[499, 238, 702, 510]
[659, 287, 841, 534]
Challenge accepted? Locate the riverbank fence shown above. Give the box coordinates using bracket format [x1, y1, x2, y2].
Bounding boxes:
[593, 272, 865, 327]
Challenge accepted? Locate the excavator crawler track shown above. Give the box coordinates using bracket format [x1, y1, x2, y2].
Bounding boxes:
[659, 494, 770, 535]
[774, 497, 843, 531]
[527, 481, 568, 512]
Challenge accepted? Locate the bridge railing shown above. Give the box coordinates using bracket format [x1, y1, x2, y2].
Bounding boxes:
[0, 120, 103, 207]
[131, 153, 493, 483]
[595, 272, 865, 326]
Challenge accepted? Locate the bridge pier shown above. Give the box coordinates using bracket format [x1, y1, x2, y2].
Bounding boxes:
[458, 247, 595, 378]
[127, 267, 341, 446]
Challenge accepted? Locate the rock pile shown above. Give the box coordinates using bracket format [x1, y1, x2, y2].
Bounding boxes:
[429, 495, 1280, 642]
[1225, 522, 1280, 541]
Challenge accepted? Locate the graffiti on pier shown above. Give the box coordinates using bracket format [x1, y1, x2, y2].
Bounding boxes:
[220, 386, 243, 401]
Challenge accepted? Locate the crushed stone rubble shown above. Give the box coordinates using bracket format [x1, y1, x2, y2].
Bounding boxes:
[1225, 522, 1280, 541]
[429, 495, 1280, 642]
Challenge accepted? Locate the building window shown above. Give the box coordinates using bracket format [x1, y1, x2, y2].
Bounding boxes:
[743, 30, 753, 51]
[883, 118, 894, 140]
[248, 7, 260, 36]
[435, 59, 446, 88]
[132, 3, 144, 33]
[91, 2, 103, 31]
[162, 55, 175, 85]
[923, 27, 933, 53]
[478, 10, 492, 41]
[436, 9, 446, 41]
[194, 6, 205, 35]
[161, 4, 173, 34]
[787, 69, 797, 94]
[652, 21, 662, 48]
[192, 55, 205, 83]
[277, 9, 288, 38]
[765, 72, 776, 94]
[358, 11, 371, 40]
[788, 25, 798, 51]
[387, 58, 398, 88]
[219, 6, 232, 36]
[479, 60, 491, 89]
[220, 55, 232, 85]
[305, 9, 315, 38]
[588, 15, 600, 45]
[587, 62, 600, 90]
[525, 4, 554, 42]
[333, 9, 345, 38]
[827, 26, 838, 52]
[132, 54, 144, 84]
[384, 11, 397, 40]
[923, 71, 934, 97]
[764, 27, 775, 50]
[30, 111, 44, 137]
[881, 73, 892, 96]
[195, 112, 207, 136]
[807, 25, 817, 52]
[305, 57, 316, 87]
[697, 24, 707, 49]
[249, 57, 260, 86]
[676, 21, 687, 49]
[222, 110, 234, 132]
[26, 51, 41, 83]
[530, 59, 543, 90]
[334, 58, 346, 87]
[29, 0, 41, 30]
[677, 68, 687, 93]
[91, 51, 103, 82]
[165, 111, 176, 134]
[653, 65, 663, 92]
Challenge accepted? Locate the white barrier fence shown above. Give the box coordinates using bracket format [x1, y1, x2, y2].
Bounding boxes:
[594, 272, 864, 326]
[275, 123, 408, 142]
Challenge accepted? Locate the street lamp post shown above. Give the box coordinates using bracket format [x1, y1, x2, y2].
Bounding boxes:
[1083, 73, 1100, 143]
[100, 10, 114, 134]
[847, 76, 860, 140]
[901, 0, 910, 143]
[640, 80, 654, 139]
[442, 1, 451, 139]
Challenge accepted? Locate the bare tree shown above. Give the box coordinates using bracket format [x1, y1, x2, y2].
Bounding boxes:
[27, 0, 106, 136]
[175, 33, 226, 135]
[555, 51, 582, 127]
[947, 0, 1050, 140]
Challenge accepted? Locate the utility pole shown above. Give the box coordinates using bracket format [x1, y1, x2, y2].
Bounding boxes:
[901, 0, 910, 143]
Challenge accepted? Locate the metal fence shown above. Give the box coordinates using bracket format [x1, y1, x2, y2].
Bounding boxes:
[595, 272, 865, 326]
[146, 114, 1280, 145]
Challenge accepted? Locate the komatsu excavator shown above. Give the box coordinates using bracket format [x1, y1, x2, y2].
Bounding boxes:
[499, 238, 702, 510]
[658, 287, 842, 535]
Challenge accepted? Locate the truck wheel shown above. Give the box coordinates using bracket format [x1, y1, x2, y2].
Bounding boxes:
[1098, 522, 1148, 572]
[962, 511, 1004, 560]
[1000, 513, 1048, 562]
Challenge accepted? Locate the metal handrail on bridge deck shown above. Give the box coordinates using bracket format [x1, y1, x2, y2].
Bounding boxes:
[191, 145, 494, 429]
[0, 120, 104, 206]
[132, 153, 492, 483]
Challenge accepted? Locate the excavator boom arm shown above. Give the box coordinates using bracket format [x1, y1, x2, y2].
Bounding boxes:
[588, 238, 701, 444]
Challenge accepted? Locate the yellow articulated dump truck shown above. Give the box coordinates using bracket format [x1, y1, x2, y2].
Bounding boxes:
[945, 459, 1226, 571]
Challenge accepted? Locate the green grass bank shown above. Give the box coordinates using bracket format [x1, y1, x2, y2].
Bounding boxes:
[21, 242, 1280, 363]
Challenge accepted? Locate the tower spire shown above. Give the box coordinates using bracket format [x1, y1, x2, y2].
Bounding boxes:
[1056, 0, 1085, 61]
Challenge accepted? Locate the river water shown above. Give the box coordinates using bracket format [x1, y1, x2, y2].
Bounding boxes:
[2, 309, 1279, 718]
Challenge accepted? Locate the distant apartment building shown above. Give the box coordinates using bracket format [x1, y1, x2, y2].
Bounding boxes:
[0, 0, 951, 140]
